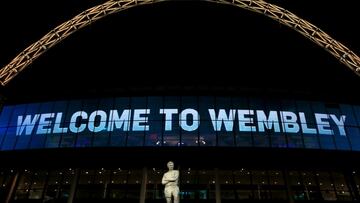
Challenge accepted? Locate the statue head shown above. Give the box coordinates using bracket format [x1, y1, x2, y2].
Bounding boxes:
[167, 161, 174, 170]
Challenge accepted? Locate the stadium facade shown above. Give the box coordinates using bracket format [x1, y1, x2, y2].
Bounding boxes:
[0, 0, 360, 203]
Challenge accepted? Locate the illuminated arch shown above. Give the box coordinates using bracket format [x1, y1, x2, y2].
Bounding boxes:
[1, 0, 360, 86]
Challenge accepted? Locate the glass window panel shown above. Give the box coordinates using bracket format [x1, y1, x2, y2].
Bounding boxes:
[231, 97, 249, 111]
[199, 96, 215, 121]
[75, 99, 99, 148]
[346, 127, 360, 151]
[237, 190, 254, 200]
[145, 121, 162, 146]
[331, 172, 349, 191]
[31, 170, 47, 189]
[1, 127, 17, 150]
[75, 130, 93, 147]
[198, 170, 215, 185]
[235, 130, 253, 147]
[215, 97, 232, 110]
[269, 170, 284, 185]
[147, 96, 163, 122]
[271, 189, 288, 200]
[14, 103, 41, 150]
[247, 99, 262, 126]
[303, 134, 320, 149]
[265, 100, 286, 148]
[95, 169, 110, 184]
[252, 170, 268, 185]
[59, 122, 77, 148]
[271, 130, 288, 148]
[301, 171, 316, 187]
[217, 128, 235, 146]
[127, 169, 142, 185]
[14, 190, 29, 200]
[79, 170, 95, 184]
[127, 126, 145, 147]
[286, 129, 304, 148]
[280, 100, 303, 149]
[60, 100, 83, 148]
[6, 105, 28, 150]
[353, 106, 360, 127]
[288, 171, 302, 186]
[321, 190, 337, 201]
[111, 168, 128, 184]
[252, 132, 270, 147]
[234, 169, 251, 185]
[147, 168, 163, 184]
[219, 170, 233, 184]
[281, 100, 304, 148]
[64, 100, 83, 121]
[181, 169, 197, 184]
[181, 96, 198, 110]
[97, 98, 114, 112]
[14, 125, 33, 150]
[281, 99, 297, 112]
[8, 104, 27, 128]
[61, 170, 75, 185]
[331, 125, 350, 150]
[0, 106, 13, 128]
[221, 187, 236, 199]
[199, 121, 216, 147]
[110, 131, 127, 147]
[126, 97, 148, 147]
[29, 102, 54, 149]
[44, 101, 68, 149]
[127, 131, 145, 147]
[109, 97, 130, 147]
[340, 104, 357, 127]
[318, 172, 334, 191]
[162, 122, 180, 146]
[92, 122, 110, 147]
[181, 130, 199, 146]
[317, 126, 336, 150]
[113, 97, 130, 110]
[0, 127, 7, 150]
[326, 107, 350, 150]
[180, 97, 199, 146]
[17, 170, 32, 190]
[44, 132, 63, 149]
[93, 100, 112, 146]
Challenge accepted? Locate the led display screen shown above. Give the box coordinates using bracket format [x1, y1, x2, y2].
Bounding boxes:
[0, 96, 359, 151]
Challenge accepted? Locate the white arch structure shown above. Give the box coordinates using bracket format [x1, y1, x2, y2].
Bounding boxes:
[1, 0, 359, 86]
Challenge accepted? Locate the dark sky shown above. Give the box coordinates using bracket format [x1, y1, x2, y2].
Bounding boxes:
[0, 0, 359, 103]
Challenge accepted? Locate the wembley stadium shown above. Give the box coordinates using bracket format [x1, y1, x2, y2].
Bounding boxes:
[0, 0, 360, 203]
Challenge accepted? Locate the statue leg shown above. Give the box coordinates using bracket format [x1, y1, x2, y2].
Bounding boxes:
[165, 188, 172, 203]
[173, 187, 180, 203]
[173, 195, 180, 203]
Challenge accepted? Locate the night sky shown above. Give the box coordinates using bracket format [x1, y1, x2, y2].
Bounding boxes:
[0, 0, 359, 104]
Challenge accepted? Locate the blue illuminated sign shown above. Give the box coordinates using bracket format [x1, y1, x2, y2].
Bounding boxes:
[14, 109, 346, 136]
[0, 96, 360, 151]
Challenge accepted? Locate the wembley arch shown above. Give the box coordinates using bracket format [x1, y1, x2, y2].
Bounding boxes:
[0, 0, 360, 86]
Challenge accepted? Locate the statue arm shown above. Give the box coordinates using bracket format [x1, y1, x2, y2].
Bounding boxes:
[162, 174, 168, 185]
[167, 170, 179, 181]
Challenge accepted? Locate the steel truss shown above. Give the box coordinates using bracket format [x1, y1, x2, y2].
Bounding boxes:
[1, 0, 359, 86]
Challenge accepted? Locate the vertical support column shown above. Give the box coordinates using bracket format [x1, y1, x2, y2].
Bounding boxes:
[5, 170, 20, 203]
[67, 168, 80, 203]
[283, 169, 294, 203]
[215, 168, 221, 203]
[140, 167, 148, 203]
[344, 170, 360, 201]
[103, 181, 108, 199]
